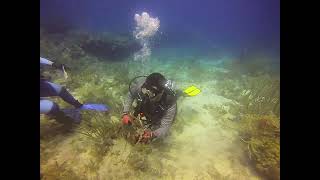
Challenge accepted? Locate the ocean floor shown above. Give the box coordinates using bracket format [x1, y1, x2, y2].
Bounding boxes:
[40, 34, 279, 180]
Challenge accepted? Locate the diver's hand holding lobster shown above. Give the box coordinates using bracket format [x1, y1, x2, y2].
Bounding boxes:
[133, 130, 155, 144]
[139, 130, 154, 143]
[121, 113, 155, 144]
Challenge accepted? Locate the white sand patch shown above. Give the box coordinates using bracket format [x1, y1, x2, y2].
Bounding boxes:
[159, 83, 260, 179]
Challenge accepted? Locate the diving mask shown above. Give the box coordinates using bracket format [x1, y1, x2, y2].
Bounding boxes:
[141, 86, 158, 98]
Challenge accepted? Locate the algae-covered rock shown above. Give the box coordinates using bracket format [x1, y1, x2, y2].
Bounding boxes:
[41, 29, 142, 62]
[80, 33, 142, 60]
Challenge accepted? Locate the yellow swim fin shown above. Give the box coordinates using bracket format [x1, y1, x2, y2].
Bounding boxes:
[183, 85, 201, 96]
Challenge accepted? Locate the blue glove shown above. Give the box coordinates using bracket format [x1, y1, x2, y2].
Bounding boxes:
[80, 104, 109, 112]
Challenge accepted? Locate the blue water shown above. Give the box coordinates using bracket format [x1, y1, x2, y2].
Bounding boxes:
[40, 0, 279, 58]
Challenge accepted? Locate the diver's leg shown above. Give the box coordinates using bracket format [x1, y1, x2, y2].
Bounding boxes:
[59, 87, 83, 108]
[40, 99, 75, 124]
[40, 99, 56, 114]
[41, 81, 82, 108]
[40, 80, 56, 97]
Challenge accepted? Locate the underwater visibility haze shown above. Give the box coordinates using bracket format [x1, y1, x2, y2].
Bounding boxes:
[40, 0, 280, 179]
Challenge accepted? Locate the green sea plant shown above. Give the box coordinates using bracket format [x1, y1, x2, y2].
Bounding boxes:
[215, 73, 280, 117]
[213, 72, 280, 180]
[239, 74, 280, 116]
[125, 143, 169, 178]
[78, 112, 120, 158]
[127, 144, 151, 172]
[42, 160, 83, 180]
[85, 159, 100, 173]
[237, 114, 280, 180]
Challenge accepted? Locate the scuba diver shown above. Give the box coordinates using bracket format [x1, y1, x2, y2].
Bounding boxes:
[121, 73, 177, 143]
[40, 57, 108, 124]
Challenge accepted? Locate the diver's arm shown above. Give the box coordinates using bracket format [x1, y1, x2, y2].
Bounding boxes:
[122, 81, 139, 114]
[40, 57, 68, 71]
[153, 102, 177, 138]
[40, 57, 54, 66]
[122, 78, 145, 115]
[122, 91, 134, 115]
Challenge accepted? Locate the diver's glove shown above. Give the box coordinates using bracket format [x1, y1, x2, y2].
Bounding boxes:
[139, 130, 155, 143]
[122, 114, 133, 125]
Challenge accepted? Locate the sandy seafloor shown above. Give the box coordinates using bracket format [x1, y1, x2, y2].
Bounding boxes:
[40, 43, 279, 180]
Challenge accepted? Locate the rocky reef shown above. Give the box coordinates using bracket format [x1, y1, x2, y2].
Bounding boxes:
[41, 29, 142, 61]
